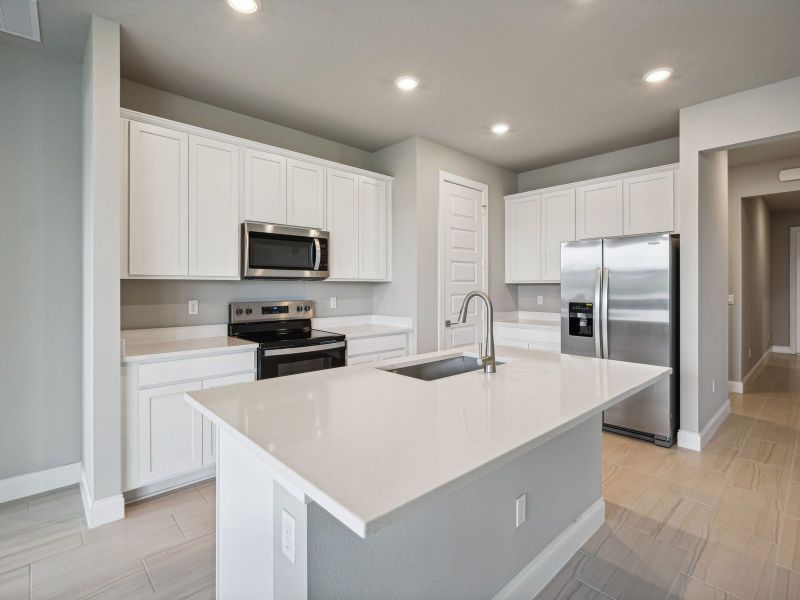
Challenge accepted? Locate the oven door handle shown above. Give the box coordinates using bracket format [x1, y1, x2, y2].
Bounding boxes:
[313, 238, 321, 271]
[261, 341, 345, 357]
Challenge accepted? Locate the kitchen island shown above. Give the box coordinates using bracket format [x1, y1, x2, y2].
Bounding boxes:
[185, 346, 670, 600]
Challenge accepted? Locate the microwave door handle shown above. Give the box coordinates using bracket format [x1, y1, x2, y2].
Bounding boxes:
[313, 238, 321, 271]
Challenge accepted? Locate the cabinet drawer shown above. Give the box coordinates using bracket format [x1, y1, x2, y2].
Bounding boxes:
[347, 334, 406, 357]
[495, 325, 560, 346]
[348, 353, 380, 365]
[138, 351, 255, 387]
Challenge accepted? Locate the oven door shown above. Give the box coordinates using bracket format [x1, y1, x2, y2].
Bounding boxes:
[243, 222, 329, 279]
[258, 341, 346, 379]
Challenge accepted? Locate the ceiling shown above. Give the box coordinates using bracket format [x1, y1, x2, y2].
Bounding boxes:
[729, 135, 800, 168]
[5, 0, 800, 172]
[763, 190, 800, 212]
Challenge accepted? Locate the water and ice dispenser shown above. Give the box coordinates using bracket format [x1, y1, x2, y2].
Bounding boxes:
[568, 302, 594, 338]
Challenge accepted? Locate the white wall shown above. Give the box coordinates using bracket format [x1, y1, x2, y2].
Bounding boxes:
[679, 75, 800, 442]
[517, 137, 678, 191]
[0, 43, 82, 479]
[82, 15, 122, 502]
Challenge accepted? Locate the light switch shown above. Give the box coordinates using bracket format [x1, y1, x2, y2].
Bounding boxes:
[537, 296, 544, 305]
[728, 295, 734, 305]
[515, 494, 527, 528]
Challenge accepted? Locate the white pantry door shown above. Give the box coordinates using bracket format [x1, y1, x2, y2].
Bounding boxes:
[439, 174, 487, 349]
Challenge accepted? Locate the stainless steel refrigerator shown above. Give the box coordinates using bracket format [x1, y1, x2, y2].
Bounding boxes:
[560, 233, 679, 446]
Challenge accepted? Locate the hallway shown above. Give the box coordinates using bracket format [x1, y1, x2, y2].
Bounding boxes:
[538, 353, 800, 600]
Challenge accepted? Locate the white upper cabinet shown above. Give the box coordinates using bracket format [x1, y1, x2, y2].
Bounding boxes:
[287, 159, 325, 229]
[128, 121, 189, 276]
[541, 189, 576, 281]
[326, 169, 359, 279]
[189, 135, 240, 277]
[623, 170, 674, 235]
[242, 149, 286, 224]
[505, 195, 542, 282]
[357, 176, 388, 280]
[577, 179, 623, 239]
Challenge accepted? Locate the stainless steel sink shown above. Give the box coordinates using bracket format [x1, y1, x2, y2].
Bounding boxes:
[382, 355, 503, 381]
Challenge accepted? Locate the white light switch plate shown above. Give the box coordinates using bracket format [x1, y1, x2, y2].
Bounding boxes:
[281, 510, 295, 563]
[728, 295, 735, 305]
[537, 296, 543, 305]
[330, 296, 337, 309]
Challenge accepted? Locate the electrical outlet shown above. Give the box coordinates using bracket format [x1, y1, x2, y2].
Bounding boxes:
[330, 296, 337, 309]
[515, 494, 527, 528]
[537, 296, 543, 305]
[281, 510, 295, 563]
[188, 300, 199, 315]
[728, 295, 735, 305]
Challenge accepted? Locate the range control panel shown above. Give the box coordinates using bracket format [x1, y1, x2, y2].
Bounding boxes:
[568, 302, 594, 338]
[229, 300, 313, 323]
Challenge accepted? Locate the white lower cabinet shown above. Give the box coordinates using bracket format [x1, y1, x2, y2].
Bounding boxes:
[494, 324, 560, 353]
[137, 381, 203, 486]
[124, 350, 256, 493]
[346, 334, 408, 365]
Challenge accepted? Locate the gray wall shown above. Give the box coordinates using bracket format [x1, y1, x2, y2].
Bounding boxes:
[308, 416, 601, 599]
[771, 209, 800, 347]
[121, 79, 373, 170]
[517, 284, 561, 313]
[728, 155, 800, 382]
[740, 197, 772, 378]
[517, 137, 678, 192]
[0, 43, 82, 478]
[415, 138, 518, 352]
[121, 280, 374, 329]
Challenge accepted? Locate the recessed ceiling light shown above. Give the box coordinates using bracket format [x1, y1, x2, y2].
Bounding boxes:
[227, 0, 259, 14]
[491, 123, 510, 135]
[643, 68, 673, 83]
[395, 76, 419, 91]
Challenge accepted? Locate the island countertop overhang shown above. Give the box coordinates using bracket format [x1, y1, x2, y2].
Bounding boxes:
[185, 346, 670, 537]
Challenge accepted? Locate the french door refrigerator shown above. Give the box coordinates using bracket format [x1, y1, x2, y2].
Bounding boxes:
[560, 233, 679, 447]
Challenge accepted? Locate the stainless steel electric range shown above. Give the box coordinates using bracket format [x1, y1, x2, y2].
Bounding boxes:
[228, 300, 346, 380]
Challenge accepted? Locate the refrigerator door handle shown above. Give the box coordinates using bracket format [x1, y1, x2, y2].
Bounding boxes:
[593, 268, 602, 358]
[601, 267, 610, 359]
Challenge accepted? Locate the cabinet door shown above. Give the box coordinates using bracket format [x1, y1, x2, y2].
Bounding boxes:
[505, 195, 541, 282]
[623, 170, 674, 235]
[541, 189, 576, 281]
[138, 381, 202, 485]
[286, 159, 325, 228]
[358, 176, 388, 280]
[189, 135, 240, 277]
[128, 121, 189, 276]
[576, 180, 623, 239]
[243, 149, 286, 224]
[201, 372, 255, 466]
[326, 169, 359, 279]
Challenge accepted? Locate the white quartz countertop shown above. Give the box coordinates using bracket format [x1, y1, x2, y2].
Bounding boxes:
[122, 336, 258, 364]
[185, 346, 669, 537]
[319, 323, 412, 339]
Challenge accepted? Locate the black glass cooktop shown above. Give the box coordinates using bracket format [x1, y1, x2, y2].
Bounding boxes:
[229, 319, 344, 349]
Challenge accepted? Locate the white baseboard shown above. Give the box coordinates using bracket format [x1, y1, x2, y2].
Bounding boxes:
[0, 462, 81, 504]
[742, 347, 772, 388]
[728, 381, 744, 394]
[677, 398, 731, 452]
[492, 498, 605, 600]
[772, 345, 793, 354]
[80, 469, 125, 528]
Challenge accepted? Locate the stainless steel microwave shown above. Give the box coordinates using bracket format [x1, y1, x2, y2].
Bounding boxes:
[241, 222, 330, 279]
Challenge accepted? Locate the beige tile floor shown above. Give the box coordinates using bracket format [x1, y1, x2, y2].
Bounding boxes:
[0, 480, 215, 599]
[538, 352, 800, 600]
[3, 353, 800, 599]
